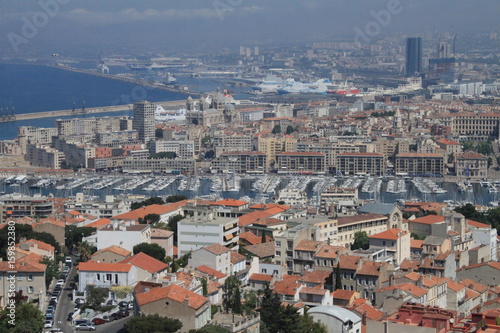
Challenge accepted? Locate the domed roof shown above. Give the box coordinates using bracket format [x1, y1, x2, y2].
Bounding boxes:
[224, 103, 235, 111]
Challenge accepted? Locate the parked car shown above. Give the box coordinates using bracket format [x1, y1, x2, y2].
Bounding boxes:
[74, 298, 85, 305]
[67, 311, 74, 321]
[56, 279, 65, 285]
[50, 296, 58, 303]
[75, 323, 96, 331]
[44, 320, 53, 328]
[45, 314, 54, 321]
[91, 318, 106, 325]
[102, 315, 114, 322]
[128, 301, 134, 310]
[106, 299, 118, 306]
[118, 301, 128, 308]
[45, 329, 63, 333]
[65, 256, 72, 265]
[47, 305, 55, 312]
[63, 266, 70, 273]
[118, 310, 129, 317]
[110, 313, 121, 321]
[51, 290, 60, 297]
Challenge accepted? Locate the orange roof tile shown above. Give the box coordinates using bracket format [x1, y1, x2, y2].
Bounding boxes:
[19, 239, 55, 253]
[210, 198, 248, 207]
[295, 240, 323, 252]
[467, 220, 490, 229]
[447, 279, 466, 292]
[332, 289, 357, 300]
[136, 284, 208, 309]
[409, 215, 445, 224]
[112, 201, 187, 221]
[378, 283, 427, 297]
[299, 287, 328, 295]
[230, 251, 245, 264]
[203, 243, 231, 255]
[92, 245, 131, 258]
[357, 261, 386, 276]
[120, 252, 168, 274]
[238, 231, 261, 245]
[249, 273, 273, 282]
[315, 245, 346, 259]
[410, 239, 424, 248]
[369, 228, 406, 240]
[196, 265, 227, 279]
[79, 262, 132, 272]
[86, 218, 110, 229]
[238, 208, 285, 227]
[352, 303, 384, 320]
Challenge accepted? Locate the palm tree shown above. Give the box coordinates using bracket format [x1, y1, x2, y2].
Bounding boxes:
[77, 241, 93, 262]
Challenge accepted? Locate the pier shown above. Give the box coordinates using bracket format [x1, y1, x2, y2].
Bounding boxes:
[0, 100, 186, 123]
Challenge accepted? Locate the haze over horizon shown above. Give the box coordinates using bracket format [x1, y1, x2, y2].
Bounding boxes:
[1, 0, 499, 56]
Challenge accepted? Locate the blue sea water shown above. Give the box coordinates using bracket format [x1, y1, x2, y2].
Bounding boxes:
[0, 63, 189, 140]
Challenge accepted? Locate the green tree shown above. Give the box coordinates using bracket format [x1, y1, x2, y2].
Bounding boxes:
[242, 290, 259, 312]
[351, 231, 369, 250]
[189, 325, 231, 333]
[292, 312, 328, 333]
[201, 136, 211, 145]
[155, 128, 163, 139]
[222, 276, 242, 314]
[272, 125, 281, 134]
[131, 197, 165, 210]
[201, 278, 208, 296]
[76, 241, 95, 262]
[410, 233, 420, 240]
[286, 125, 295, 134]
[86, 286, 109, 309]
[33, 231, 60, 253]
[133, 243, 166, 261]
[41, 258, 60, 289]
[259, 285, 281, 332]
[168, 214, 184, 244]
[123, 314, 182, 333]
[65, 226, 96, 250]
[0, 224, 35, 260]
[143, 213, 161, 224]
[447, 153, 454, 164]
[334, 264, 342, 291]
[165, 195, 187, 203]
[0, 297, 44, 333]
[150, 152, 177, 159]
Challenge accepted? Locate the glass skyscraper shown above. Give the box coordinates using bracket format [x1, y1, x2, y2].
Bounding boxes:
[406, 37, 422, 77]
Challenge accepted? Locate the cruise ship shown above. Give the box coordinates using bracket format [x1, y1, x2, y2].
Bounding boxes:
[155, 105, 186, 122]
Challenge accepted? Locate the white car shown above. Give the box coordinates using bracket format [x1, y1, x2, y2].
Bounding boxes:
[50, 296, 58, 304]
[56, 279, 65, 285]
[44, 320, 53, 328]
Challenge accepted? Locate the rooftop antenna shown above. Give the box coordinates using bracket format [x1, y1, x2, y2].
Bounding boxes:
[81, 100, 86, 113]
[10, 105, 14, 117]
[72, 101, 76, 113]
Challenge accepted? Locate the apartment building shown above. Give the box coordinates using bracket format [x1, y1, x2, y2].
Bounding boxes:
[440, 112, 500, 141]
[276, 152, 326, 174]
[95, 130, 139, 146]
[17, 126, 57, 153]
[212, 151, 267, 174]
[258, 134, 297, 165]
[0, 193, 53, 223]
[26, 144, 64, 169]
[455, 152, 488, 180]
[213, 133, 253, 157]
[395, 153, 445, 176]
[149, 140, 196, 159]
[55, 116, 127, 137]
[177, 212, 239, 256]
[337, 152, 385, 176]
[122, 158, 195, 173]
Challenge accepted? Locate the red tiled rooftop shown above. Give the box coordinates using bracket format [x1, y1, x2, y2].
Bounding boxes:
[79, 262, 132, 272]
[120, 252, 168, 274]
[249, 273, 273, 282]
[369, 228, 406, 240]
[136, 284, 207, 309]
[195, 265, 227, 279]
[210, 198, 248, 207]
[409, 215, 445, 224]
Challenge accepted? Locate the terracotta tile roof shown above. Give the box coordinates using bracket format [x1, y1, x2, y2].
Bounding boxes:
[315, 245, 346, 259]
[352, 303, 384, 320]
[249, 203, 291, 211]
[0, 258, 46, 273]
[69, 210, 80, 216]
[369, 228, 407, 240]
[249, 273, 273, 282]
[410, 239, 424, 248]
[436, 138, 460, 145]
[465, 288, 480, 301]
[460, 279, 488, 293]
[252, 218, 286, 226]
[19, 239, 55, 254]
[299, 287, 328, 296]
[210, 199, 248, 207]
[409, 215, 445, 224]
[79, 262, 132, 272]
[295, 240, 323, 252]
[338, 213, 387, 226]
[120, 252, 168, 274]
[136, 284, 208, 309]
[457, 152, 487, 159]
[92, 245, 131, 258]
[207, 280, 222, 294]
[357, 261, 386, 276]
[195, 265, 227, 279]
[86, 218, 110, 229]
[239, 231, 261, 245]
[203, 243, 231, 255]
[467, 220, 490, 229]
[338, 255, 362, 271]
[332, 289, 357, 300]
[352, 298, 368, 306]
[300, 270, 331, 285]
[447, 279, 466, 292]
[238, 208, 285, 227]
[112, 201, 187, 221]
[151, 228, 174, 238]
[230, 251, 246, 264]
[378, 283, 427, 297]
[273, 276, 302, 296]
[243, 241, 275, 258]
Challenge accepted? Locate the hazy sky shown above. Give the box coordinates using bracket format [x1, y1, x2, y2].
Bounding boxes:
[1, 0, 499, 55]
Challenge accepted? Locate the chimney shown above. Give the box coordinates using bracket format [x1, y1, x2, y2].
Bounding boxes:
[183, 296, 190, 307]
[362, 311, 367, 325]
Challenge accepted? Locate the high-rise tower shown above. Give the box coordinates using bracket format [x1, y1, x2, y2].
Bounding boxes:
[405, 37, 422, 77]
[133, 101, 156, 143]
